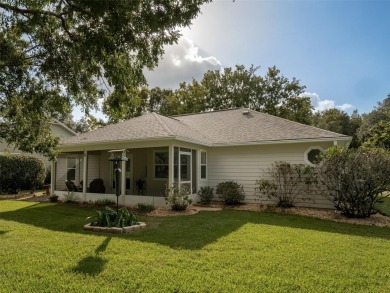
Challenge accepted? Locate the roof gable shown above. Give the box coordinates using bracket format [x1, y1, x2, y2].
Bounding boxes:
[62, 108, 349, 147]
[174, 108, 347, 144]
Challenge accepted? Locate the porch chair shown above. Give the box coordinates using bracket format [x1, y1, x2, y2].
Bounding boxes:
[65, 180, 82, 192]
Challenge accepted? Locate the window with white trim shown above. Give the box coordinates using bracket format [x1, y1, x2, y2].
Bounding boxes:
[304, 146, 323, 165]
[154, 150, 169, 179]
[200, 151, 207, 179]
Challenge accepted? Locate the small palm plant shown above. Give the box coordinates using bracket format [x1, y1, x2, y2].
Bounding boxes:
[87, 207, 138, 228]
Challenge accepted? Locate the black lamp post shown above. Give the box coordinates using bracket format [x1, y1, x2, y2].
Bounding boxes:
[108, 150, 128, 212]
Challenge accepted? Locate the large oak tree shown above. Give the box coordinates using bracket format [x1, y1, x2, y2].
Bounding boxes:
[0, 0, 210, 159]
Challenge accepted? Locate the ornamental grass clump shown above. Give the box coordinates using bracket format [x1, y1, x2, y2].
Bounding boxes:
[316, 147, 390, 218]
[165, 182, 192, 211]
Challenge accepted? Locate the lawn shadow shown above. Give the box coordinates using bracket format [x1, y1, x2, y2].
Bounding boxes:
[127, 209, 390, 250]
[71, 236, 111, 276]
[0, 230, 8, 236]
[0, 202, 390, 251]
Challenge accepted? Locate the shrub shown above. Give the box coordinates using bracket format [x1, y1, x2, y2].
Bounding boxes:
[197, 186, 214, 204]
[88, 207, 138, 228]
[255, 162, 315, 208]
[94, 198, 116, 206]
[216, 181, 245, 205]
[0, 154, 45, 194]
[316, 147, 390, 218]
[137, 203, 156, 213]
[165, 182, 192, 211]
[62, 191, 80, 203]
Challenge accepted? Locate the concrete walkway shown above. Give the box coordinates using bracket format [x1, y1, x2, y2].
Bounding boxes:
[190, 205, 223, 212]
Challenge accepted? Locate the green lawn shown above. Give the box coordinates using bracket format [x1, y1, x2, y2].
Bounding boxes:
[1, 201, 390, 292]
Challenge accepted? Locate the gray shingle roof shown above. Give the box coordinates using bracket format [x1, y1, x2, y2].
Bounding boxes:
[62, 108, 349, 146]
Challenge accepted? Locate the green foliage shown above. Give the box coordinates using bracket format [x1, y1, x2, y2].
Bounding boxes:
[103, 65, 312, 124]
[62, 191, 80, 203]
[0, 154, 45, 193]
[0, 0, 210, 157]
[94, 198, 116, 206]
[256, 162, 315, 207]
[362, 120, 390, 150]
[88, 206, 138, 228]
[216, 181, 245, 205]
[358, 94, 390, 143]
[313, 108, 362, 135]
[316, 147, 390, 218]
[165, 182, 192, 211]
[54, 112, 107, 134]
[137, 203, 156, 213]
[197, 186, 214, 204]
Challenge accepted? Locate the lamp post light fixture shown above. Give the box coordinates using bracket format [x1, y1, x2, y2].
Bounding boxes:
[108, 149, 128, 212]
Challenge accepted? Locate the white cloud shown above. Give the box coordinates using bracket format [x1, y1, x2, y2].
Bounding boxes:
[144, 37, 222, 89]
[302, 92, 354, 113]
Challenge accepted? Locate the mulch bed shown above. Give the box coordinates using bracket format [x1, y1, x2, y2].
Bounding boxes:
[141, 202, 390, 228]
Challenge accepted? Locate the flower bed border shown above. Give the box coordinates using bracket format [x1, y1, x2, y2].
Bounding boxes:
[83, 222, 146, 234]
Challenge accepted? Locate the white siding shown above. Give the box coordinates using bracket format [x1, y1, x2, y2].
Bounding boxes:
[51, 124, 75, 140]
[87, 154, 100, 186]
[207, 142, 336, 208]
[56, 156, 67, 191]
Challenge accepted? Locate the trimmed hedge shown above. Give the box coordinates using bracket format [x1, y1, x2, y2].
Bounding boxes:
[216, 180, 245, 205]
[0, 154, 46, 194]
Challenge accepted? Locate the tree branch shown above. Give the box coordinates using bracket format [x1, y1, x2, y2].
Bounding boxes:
[0, 2, 78, 42]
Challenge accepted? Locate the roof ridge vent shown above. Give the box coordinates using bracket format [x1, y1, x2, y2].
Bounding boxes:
[242, 110, 250, 115]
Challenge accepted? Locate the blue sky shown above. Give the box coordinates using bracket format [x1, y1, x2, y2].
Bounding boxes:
[75, 0, 390, 120]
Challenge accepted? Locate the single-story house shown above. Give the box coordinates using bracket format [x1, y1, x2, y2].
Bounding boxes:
[0, 120, 76, 169]
[51, 108, 351, 208]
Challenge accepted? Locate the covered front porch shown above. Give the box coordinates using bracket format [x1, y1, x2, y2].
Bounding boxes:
[51, 140, 208, 207]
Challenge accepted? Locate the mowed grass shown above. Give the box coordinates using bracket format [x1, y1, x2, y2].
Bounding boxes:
[1, 201, 390, 292]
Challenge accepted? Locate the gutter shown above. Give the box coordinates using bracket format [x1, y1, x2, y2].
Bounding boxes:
[58, 135, 351, 152]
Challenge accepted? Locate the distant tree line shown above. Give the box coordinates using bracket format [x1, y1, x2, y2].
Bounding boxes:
[62, 64, 389, 151]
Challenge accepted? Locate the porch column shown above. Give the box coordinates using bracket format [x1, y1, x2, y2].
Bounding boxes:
[50, 161, 56, 196]
[121, 150, 126, 205]
[196, 149, 201, 192]
[168, 143, 174, 186]
[82, 149, 88, 201]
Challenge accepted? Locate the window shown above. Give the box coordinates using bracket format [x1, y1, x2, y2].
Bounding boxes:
[67, 158, 77, 181]
[304, 146, 323, 165]
[154, 150, 169, 179]
[201, 151, 207, 179]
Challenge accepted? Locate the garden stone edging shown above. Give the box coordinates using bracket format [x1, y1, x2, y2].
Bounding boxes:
[84, 222, 146, 234]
